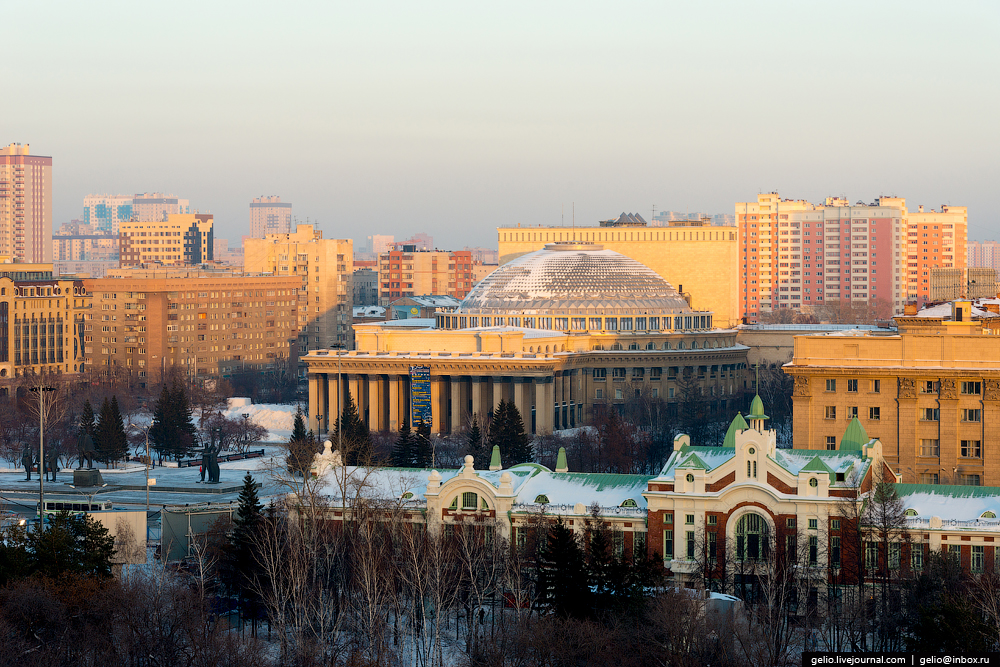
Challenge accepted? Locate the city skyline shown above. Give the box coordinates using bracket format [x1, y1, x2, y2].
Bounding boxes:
[4, 2, 999, 247]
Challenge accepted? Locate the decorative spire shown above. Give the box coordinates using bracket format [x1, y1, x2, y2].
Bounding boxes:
[723, 413, 749, 448]
[555, 447, 568, 473]
[489, 445, 503, 471]
[839, 417, 868, 451]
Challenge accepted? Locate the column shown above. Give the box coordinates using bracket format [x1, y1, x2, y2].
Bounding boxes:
[472, 377, 483, 419]
[316, 373, 328, 435]
[308, 373, 320, 432]
[451, 377, 464, 434]
[388, 375, 401, 432]
[536, 377, 554, 435]
[430, 376, 443, 434]
[327, 371, 341, 434]
[368, 375, 384, 432]
[492, 378, 504, 411]
[514, 377, 530, 429]
[349, 374, 364, 425]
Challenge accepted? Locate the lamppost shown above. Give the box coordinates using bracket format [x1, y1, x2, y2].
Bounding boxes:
[68, 483, 109, 513]
[241, 413, 250, 452]
[128, 422, 152, 517]
[29, 385, 56, 528]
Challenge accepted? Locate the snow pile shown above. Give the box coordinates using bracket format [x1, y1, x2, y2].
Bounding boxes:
[221, 400, 299, 440]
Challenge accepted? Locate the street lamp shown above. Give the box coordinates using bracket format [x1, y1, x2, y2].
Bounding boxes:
[241, 413, 250, 452]
[29, 385, 56, 529]
[128, 422, 152, 517]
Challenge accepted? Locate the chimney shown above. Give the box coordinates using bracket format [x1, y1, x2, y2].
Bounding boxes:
[918, 205, 924, 213]
[904, 303, 918, 316]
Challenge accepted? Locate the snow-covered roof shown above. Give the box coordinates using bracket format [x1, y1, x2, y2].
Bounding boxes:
[915, 299, 1000, 319]
[391, 295, 461, 308]
[353, 305, 386, 317]
[896, 484, 1000, 531]
[657, 443, 871, 484]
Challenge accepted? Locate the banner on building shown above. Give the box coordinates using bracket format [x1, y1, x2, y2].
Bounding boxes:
[409, 365, 432, 428]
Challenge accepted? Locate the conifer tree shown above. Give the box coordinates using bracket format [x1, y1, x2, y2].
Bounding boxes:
[286, 406, 314, 476]
[487, 399, 533, 465]
[332, 393, 372, 465]
[536, 516, 590, 618]
[94, 398, 115, 464]
[413, 418, 433, 468]
[391, 415, 416, 467]
[107, 396, 129, 464]
[150, 379, 198, 461]
[79, 400, 96, 437]
[466, 418, 489, 469]
[223, 472, 266, 634]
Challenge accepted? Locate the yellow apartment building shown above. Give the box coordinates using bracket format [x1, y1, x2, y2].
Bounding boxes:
[785, 300, 1000, 486]
[83, 271, 300, 386]
[119, 213, 214, 267]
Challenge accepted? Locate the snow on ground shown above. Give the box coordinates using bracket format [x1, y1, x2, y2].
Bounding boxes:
[222, 398, 298, 440]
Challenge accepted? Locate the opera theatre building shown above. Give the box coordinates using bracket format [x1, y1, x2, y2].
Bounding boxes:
[304, 242, 750, 435]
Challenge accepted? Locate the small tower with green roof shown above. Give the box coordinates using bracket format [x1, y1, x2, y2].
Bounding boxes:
[839, 417, 868, 451]
[747, 393, 769, 432]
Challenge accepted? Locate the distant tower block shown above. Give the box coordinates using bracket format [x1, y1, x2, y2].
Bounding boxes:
[250, 196, 293, 238]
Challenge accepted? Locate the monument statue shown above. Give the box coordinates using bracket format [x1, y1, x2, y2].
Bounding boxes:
[21, 445, 33, 481]
[46, 449, 59, 483]
[77, 432, 96, 470]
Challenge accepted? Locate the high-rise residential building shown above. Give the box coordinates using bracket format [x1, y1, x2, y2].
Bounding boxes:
[82, 194, 134, 234]
[132, 193, 191, 222]
[243, 224, 354, 355]
[378, 246, 474, 305]
[497, 219, 741, 327]
[83, 269, 300, 387]
[736, 193, 967, 320]
[119, 214, 214, 268]
[249, 196, 292, 238]
[0, 143, 52, 263]
[367, 235, 394, 255]
[968, 241, 1000, 278]
[53, 222, 119, 262]
[402, 233, 433, 250]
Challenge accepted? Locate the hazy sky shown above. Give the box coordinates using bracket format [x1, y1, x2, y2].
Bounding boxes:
[4, 1, 999, 247]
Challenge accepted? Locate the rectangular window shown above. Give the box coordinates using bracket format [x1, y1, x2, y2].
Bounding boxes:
[871, 379, 881, 393]
[889, 542, 901, 570]
[847, 406, 858, 419]
[619, 317, 633, 331]
[808, 518, 818, 530]
[593, 368, 607, 381]
[686, 531, 695, 560]
[920, 439, 940, 457]
[634, 532, 645, 557]
[809, 536, 818, 565]
[961, 440, 982, 458]
[826, 379, 836, 392]
[831, 536, 841, 567]
[864, 542, 877, 569]
[920, 472, 939, 484]
[869, 406, 880, 421]
[663, 530, 673, 559]
[912, 544, 924, 570]
[787, 534, 797, 562]
[685, 514, 695, 525]
[922, 381, 939, 394]
[786, 517, 796, 529]
[962, 408, 982, 423]
[961, 381, 982, 395]
[948, 544, 961, 564]
[826, 436, 837, 450]
[707, 515, 717, 526]
[831, 519, 841, 530]
[963, 474, 982, 486]
[825, 406, 837, 420]
[462, 492, 478, 510]
[922, 407, 940, 421]
[708, 532, 717, 561]
[847, 379, 858, 393]
[588, 317, 602, 330]
[973, 545, 985, 573]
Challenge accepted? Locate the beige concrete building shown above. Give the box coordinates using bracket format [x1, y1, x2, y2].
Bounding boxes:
[785, 300, 1000, 486]
[305, 243, 748, 435]
[249, 196, 292, 238]
[497, 220, 740, 328]
[131, 193, 191, 222]
[378, 246, 474, 305]
[0, 144, 52, 264]
[119, 214, 214, 267]
[243, 224, 354, 353]
[83, 270, 300, 386]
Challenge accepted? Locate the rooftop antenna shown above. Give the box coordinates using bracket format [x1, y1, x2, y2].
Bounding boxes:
[652, 205, 656, 221]
[572, 202, 575, 239]
[561, 203, 564, 226]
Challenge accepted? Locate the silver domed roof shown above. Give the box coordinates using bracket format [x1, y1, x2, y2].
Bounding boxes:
[459, 242, 692, 314]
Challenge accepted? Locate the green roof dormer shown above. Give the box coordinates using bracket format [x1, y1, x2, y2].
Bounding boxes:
[723, 413, 750, 448]
[840, 417, 868, 452]
[678, 452, 709, 471]
[801, 455, 835, 483]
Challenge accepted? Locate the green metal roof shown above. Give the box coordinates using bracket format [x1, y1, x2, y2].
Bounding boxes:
[677, 452, 709, 470]
[489, 445, 502, 469]
[840, 417, 868, 451]
[723, 413, 749, 448]
[748, 394, 769, 420]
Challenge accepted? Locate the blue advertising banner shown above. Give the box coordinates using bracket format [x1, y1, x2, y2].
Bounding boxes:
[409, 365, 432, 427]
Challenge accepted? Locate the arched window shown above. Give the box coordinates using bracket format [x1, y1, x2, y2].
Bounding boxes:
[982, 511, 996, 519]
[620, 499, 638, 508]
[462, 491, 478, 510]
[646, 342, 655, 350]
[736, 513, 770, 562]
[401, 492, 413, 500]
[534, 494, 550, 504]
[904, 509, 918, 517]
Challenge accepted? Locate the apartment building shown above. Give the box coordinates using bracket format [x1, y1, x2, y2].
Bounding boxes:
[378, 246, 474, 305]
[119, 214, 214, 267]
[53, 222, 119, 262]
[131, 193, 191, 222]
[249, 196, 292, 238]
[81, 195, 134, 234]
[243, 224, 354, 355]
[83, 270, 300, 386]
[737, 194, 966, 320]
[0, 143, 52, 264]
[969, 241, 1000, 274]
